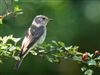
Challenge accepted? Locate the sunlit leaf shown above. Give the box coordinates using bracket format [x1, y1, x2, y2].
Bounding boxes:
[2, 36, 8, 44]
[38, 50, 45, 53]
[1, 45, 8, 50]
[14, 0, 19, 2]
[0, 19, 3, 24]
[89, 54, 94, 58]
[0, 37, 2, 41]
[65, 46, 73, 51]
[0, 60, 3, 64]
[12, 38, 21, 43]
[16, 12, 24, 15]
[0, 16, 4, 24]
[14, 5, 22, 12]
[58, 41, 65, 47]
[81, 67, 87, 72]
[9, 46, 16, 51]
[52, 40, 58, 46]
[84, 69, 93, 75]
[30, 50, 37, 55]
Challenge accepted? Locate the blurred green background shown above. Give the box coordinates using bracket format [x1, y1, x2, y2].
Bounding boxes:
[0, 0, 100, 75]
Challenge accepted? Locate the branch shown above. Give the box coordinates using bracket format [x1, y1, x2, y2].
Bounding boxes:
[0, 0, 23, 24]
[0, 35, 100, 75]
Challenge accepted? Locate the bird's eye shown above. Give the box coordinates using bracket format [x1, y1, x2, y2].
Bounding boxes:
[42, 17, 45, 20]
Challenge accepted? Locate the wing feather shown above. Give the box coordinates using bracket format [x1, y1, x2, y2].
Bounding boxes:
[19, 26, 44, 57]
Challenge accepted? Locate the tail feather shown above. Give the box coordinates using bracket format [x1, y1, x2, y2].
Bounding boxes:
[16, 58, 23, 70]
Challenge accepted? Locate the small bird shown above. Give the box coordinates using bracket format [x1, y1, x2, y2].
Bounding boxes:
[16, 15, 51, 69]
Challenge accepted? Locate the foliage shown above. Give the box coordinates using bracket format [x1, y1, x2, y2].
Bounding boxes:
[0, 0, 23, 24]
[0, 0, 100, 75]
[0, 35, 100, 75]
[0, 35, 20, 61]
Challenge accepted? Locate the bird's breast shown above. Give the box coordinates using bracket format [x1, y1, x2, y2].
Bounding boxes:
[37, 27, 47, 45]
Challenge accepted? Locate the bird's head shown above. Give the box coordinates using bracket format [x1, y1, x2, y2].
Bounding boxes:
[32, 15, 52, 27]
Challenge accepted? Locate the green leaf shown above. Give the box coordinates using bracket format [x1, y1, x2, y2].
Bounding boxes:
[9, 46, 16, 51]
[52, 40, 58, 46]
[89, 54, 94, 58]
[0, 60, 3, 64]
[14, 0, 19, 2]
[65, 46, 73, 51]
[16, 46, 20, 51]
[38, 50, 45, 53]
[16, 12, 24, 15]
[53, 58, 60, 63]
[13, 56, 20, 60]
[84, 69, 93, 75]
[1, 45, 8, 50]
[46, 55, 53, 63]
[73, 55, 82, 61]
[58, 41, 65, 47]
[73, 46, 79, 51]
[98, 62, 100, 67]
[0, 19, 3, 24]
[14, 5, 22, 12]
[97, 56, 100, 60]
[81, 67, 87, 72]
[12, 38, 21, 43]
[87, 59, 96, 66]
[2, 36, 8, 44]
[0, 37, 2, 41]
[30, 50, 37, 55]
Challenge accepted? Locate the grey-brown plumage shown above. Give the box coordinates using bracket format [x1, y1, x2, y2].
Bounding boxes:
[16, 15, 50, 69]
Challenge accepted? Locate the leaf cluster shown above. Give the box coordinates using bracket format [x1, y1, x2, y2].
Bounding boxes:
[0, 35, 100, 75]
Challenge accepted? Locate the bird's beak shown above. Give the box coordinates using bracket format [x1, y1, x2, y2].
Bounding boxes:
[49, 18, 53, 21]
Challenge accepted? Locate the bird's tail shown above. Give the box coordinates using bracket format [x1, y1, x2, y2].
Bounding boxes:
[16, 58, 23, 70]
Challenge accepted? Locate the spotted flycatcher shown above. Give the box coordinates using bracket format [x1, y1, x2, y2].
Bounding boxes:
[16, 15, 51, 69]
